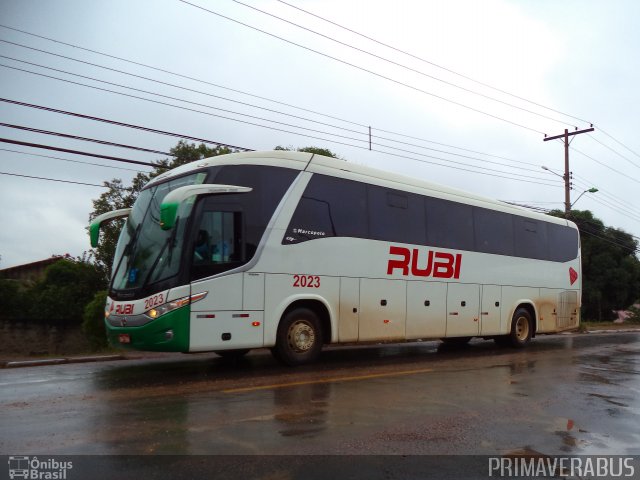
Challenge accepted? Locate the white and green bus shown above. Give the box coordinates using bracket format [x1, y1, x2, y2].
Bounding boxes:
[90, 150, 581, 365]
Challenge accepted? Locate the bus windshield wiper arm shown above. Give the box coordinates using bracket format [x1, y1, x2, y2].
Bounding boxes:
[142, 218, 179, 287]
[110, 222, 141, 291]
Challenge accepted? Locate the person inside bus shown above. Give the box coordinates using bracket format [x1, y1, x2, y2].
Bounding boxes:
[210, 229, 230, 262]
[194, 229, 210, 263]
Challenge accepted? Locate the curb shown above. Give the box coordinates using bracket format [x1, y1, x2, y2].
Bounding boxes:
[1, 354, 126, 369]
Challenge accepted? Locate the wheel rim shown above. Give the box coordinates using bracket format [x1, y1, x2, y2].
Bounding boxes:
[514, 316, 530, 341]
[287, 319, 316, 352]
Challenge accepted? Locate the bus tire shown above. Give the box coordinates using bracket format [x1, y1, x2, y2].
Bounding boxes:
[272, 308, 323, 366]
[508, 308, 533, 348]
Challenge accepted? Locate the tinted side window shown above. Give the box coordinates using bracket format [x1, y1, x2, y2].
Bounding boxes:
[284, 175, 367, 244]
[514, 217, 548, 260]
[212, 165, 298, 228]
[426, 197, 474, 251]
[474, 208, 515, 256]
[548, 223, 579, 262]
[368, 186, 426, 245]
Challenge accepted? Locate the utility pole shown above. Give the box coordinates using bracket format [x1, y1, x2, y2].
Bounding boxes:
[543, 126, 594, 216]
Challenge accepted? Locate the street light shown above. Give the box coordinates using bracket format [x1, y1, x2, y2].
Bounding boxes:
[541, 165, 565, 180]
[571, 187, 599, 207]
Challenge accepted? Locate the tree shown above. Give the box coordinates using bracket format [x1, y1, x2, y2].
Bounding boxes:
[274, 145, 340, 159]
[0, 278, 23, 320]
[549, 209, 640, 321]
[27, 257, 106, 324]
[89, 141, 231, 277]
[82, 290, 109, 350]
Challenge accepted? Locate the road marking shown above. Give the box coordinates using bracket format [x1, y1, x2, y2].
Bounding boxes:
[222, 367, 434, 394]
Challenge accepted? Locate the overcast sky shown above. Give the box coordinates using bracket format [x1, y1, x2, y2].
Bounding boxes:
[1, 0, 639, 269]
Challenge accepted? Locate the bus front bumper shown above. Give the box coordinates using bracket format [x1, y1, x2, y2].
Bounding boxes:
[105, 307, 190, 352]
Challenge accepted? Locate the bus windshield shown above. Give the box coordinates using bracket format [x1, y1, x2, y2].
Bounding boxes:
[111, 172, 205, 292]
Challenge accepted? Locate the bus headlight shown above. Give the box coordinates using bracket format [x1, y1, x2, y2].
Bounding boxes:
[144, 291, 208, 320]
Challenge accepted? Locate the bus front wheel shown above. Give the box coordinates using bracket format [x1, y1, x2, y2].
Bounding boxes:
[272, 308, 323, 366]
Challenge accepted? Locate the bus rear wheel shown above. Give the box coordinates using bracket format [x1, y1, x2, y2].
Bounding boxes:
[272, 308, 323, 366]
[506, 308, 533, 348]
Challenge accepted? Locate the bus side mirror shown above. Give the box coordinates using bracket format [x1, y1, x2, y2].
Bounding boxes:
[159, 184, 252, 230]
[89, 208, 132, 248]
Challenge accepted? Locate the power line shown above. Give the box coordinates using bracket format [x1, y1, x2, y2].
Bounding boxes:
[570, 145, 640, 185]
[0, 57, 370, 145]
[0, 25, 552, 168]
[0, 40, 367, 139]
[0, 122, 172, 156]
[0, 138, 158, 168]
[370, 145, 561, 187]
[0, 63, 560, 185]
[572, 172, 637, 212]
[371, 127, 540, 168]
[0, 98, 252, 152]
[2, 21, 636, 192]
[0, 23, 369, 130]
[0, 147, 144, 173]
[275, 0, 591, 126]
[597, 126, 640, 161]
[586, 134, 640, 170]
[177, 0, 546, 135]
[0, 170, 115, 188]
[3, 95, 544, 177]
[571, 179, 640, 224]
[0, 62, 377, 151]
[233, 0, 580, 130]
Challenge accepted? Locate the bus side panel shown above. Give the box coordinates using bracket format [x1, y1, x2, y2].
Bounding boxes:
[480, 284, 502, 336]
[189, 274, 247, 351]
[338, 277, 360, 342]
[243, 272, 265, 310]
[189, 311, 264, 352]
[263, 273, 340, 347]
[537, 288, 562, 333]
[406, 280, 446, 339]
[192, 275, 243, 311]
[359, 278, 406, 341]
[446, 283, 480, 337]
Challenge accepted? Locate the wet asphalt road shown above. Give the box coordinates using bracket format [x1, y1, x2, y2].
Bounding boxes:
[1, 332, 639, 460]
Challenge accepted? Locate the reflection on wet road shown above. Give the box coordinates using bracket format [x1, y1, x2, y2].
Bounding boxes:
[1, 332, 639, 456]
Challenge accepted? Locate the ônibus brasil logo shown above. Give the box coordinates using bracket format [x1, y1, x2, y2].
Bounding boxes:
[8, 456, 73, 479]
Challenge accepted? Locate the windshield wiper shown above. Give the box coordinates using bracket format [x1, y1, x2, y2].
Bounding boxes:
[109, 222, 142, 291]
[142, 217, 179, 287]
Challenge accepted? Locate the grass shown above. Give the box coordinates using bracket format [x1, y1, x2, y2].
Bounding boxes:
[579, 320, 640, 332]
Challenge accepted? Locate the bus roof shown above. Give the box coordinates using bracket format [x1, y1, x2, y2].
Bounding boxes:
[147, 150, 573, 228]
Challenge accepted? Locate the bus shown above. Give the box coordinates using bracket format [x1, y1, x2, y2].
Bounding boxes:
[90, 150, 581, 365]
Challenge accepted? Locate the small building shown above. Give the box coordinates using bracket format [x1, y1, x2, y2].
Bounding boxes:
[0, 255, 71, 284]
